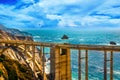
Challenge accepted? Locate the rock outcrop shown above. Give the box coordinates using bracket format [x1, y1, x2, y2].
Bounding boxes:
[0, 54, 34, 80]
[0, 25, 44, 80]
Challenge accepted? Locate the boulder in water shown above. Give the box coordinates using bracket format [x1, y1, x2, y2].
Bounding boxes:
[61, 34, 69, 39]
[110, 41, 116, 45]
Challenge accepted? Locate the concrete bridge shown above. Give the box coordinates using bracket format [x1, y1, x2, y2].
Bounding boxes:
[0, 40, 120, 80]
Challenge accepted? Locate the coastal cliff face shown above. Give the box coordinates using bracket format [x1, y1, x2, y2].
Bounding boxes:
[0, 24, 32, 36]
[0, 25, 43, 80]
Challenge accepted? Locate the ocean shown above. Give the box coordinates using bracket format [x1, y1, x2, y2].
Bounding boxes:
[24, 29, 120, 80]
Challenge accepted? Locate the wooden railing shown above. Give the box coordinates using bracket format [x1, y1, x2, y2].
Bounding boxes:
[0, 40, 120, 80]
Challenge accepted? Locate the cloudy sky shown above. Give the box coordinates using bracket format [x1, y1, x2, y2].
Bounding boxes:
[0, 0, 120, 29]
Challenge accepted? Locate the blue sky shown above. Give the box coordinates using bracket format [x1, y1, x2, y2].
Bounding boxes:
[0, 0, 120, 29]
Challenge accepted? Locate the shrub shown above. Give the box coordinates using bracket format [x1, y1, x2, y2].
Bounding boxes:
[0, 54, 5, 62]
[0, 57, 4, 62]
[0, 69, 3, 77]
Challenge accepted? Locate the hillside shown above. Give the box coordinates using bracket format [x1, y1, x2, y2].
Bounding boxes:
[0, 54, 34, 80]
[0, 25, 44, 80]
[0, 24, 32, 36]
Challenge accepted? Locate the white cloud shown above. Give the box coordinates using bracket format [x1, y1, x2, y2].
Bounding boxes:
[46, 14, 61, 20]
[39, 0, 80, 7]
[39, 0, 105, 15]
[109, 19, 120, 24]
[80, 16, 120, 27]
[0, 0, 120, 29]
[91, 0, 120, 15]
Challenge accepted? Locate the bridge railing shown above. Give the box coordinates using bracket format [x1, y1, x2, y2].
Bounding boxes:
[70, 48, 117, 80]
[0, 40, 120, 80]
[41, 44, 120, 80]
[42, 43, 120, 80]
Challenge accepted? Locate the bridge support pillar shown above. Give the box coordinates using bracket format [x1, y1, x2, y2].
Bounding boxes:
[50, 46, 71, 80]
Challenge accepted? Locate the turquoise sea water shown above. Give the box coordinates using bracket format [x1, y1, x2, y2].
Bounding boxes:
[25, 29, 120, 80]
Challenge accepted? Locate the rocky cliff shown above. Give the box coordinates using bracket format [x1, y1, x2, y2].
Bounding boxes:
[0, 24, 32, 36]
[0, 25, 43, 80]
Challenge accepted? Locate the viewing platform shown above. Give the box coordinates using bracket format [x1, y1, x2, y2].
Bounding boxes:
[0, 40, 120, 80]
